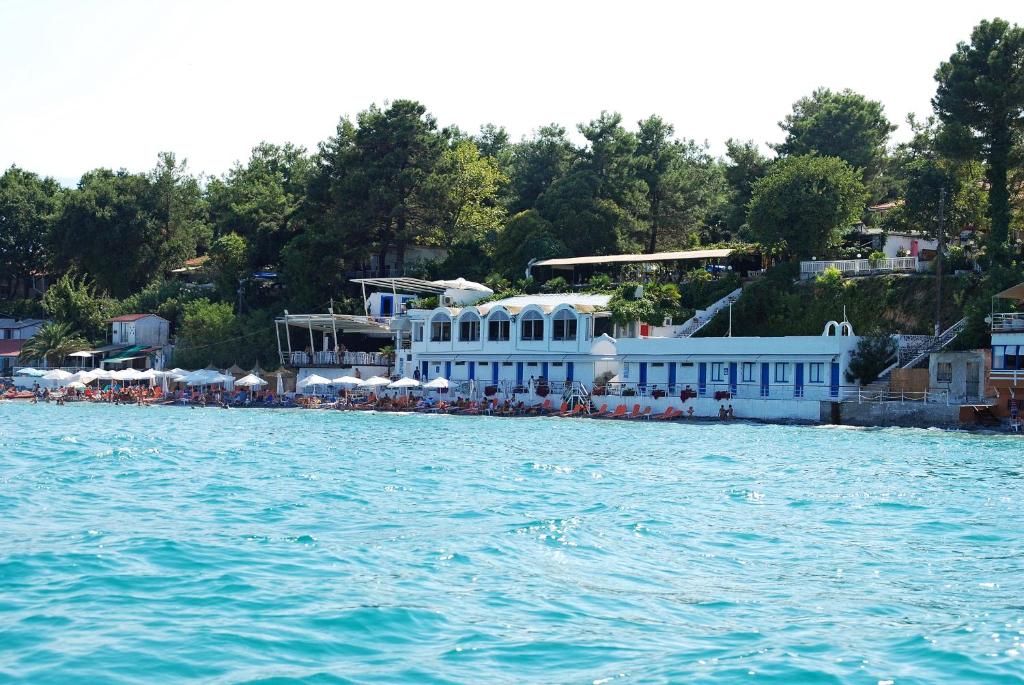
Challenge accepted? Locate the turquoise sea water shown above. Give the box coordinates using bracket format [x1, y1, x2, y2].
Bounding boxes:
[1, 403, 1023, 684]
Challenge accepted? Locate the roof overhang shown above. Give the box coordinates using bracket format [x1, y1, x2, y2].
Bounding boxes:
[531, 248, 734, 269]
[278, 313, 392, 335]
[349, 277, 448, 294]
[995, 282, 1024, 300]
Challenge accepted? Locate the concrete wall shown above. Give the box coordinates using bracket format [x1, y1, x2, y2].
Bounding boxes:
[823, 400, 962, 428]
[890, 368, 929, 394]
[928, 350, 985, 402]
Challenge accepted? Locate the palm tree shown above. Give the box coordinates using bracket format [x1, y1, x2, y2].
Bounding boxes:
[19, 322, 88, 367]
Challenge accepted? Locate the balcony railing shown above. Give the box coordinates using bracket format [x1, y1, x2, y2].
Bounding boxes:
[800, 257, 920, 279]
[281, 350, 391, 368]
[992, 312, 1024, 332]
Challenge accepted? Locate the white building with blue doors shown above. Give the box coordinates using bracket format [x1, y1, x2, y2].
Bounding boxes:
[612, 322, 860, 421]
[400, 293, 618, 394]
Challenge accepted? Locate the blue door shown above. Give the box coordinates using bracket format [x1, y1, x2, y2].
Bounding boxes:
[516, 362, 524, 386]
[794, 363, 804, 398]
[468, 361, 475, 380]
[830, 361, 840, 398]
[421, 360, 428, 379]
[729, 362, 737, 395]
[380, 295, 393, 317]
[491, 362, 499, 385]
[566, 362, 574, 383]
[698, 362, 707, 396]
[761, 362, 770, 397]
[541, 362, 548, 380]
[638, 362, 647, 391]
[444, 361, 451, 380]
[668, 362, 676, 391]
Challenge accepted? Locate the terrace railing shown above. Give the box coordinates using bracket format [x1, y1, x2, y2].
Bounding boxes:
[283, 350, 391, 368]
[991, 312, 1024, 332]
[799, 257, 920, 279]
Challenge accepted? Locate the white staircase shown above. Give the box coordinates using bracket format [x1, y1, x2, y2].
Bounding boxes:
[562, 381, 591, 410]
[877, 317, 968, 380]
[674, 287, 743, 338]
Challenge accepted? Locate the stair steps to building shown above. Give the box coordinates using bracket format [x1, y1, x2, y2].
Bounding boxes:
[674, 288, 743, 338]
[563, 382, 592, 410]
[969, 405, 1001, 428]
[878, 317, 968, 380]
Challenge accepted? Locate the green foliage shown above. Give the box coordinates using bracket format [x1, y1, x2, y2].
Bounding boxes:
[421, 140, 507, 248]
[934, 18, 1024, 252]
[586, 273, 613, 291]
[540, 276, 570, 293]
[172, 299, 238, 369]
[116, 278, 200, 329]
[0, 166, 62, 293]
[608, 281, 681, 327]
[19, 321, 88, 366]
[815, 266, 844, 288]
[747, 155, 867, 259]
[723, 139, 771, 235]
[845, 333, 897, 386]
[868, 251, 886, 265]
[773, 87, 896, 181]
[209, 232, 249, 297]
[41, 272, 110, 341]
[493, 210, 567, 279]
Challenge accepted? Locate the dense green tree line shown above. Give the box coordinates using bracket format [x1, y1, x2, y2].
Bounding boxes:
[1, 17, 1022, 366]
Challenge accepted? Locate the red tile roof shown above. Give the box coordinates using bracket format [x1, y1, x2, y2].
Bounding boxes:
[0, 339, 26, 357]
[107, 314, 155, 323]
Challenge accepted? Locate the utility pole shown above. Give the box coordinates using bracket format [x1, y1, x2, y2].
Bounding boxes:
[935, 187, 946, 337]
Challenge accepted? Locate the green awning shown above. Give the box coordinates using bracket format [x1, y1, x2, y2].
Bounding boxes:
[102, 345, 148, 363]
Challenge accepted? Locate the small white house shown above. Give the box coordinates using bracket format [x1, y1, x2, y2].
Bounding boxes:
[928, 350, 985, 403]
[108, 314, 170, 347]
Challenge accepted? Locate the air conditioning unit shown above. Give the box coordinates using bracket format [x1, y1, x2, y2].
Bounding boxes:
[442, 296, 453, 306]
[663, 316, 673, 327]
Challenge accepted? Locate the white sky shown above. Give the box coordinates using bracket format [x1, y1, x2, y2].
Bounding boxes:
[1, 0, 1021, 185]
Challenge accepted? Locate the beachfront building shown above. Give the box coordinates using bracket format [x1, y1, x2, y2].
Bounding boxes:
[986, 282, 1024, 419]
[98, 314, 172, 369]
[0, 316, 47, 376]
[275, 278, 493, 388]
[399, 293, 618, 395]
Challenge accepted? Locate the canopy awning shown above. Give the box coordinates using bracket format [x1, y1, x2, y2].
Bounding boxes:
[349, 277, 450, 294]
[277, 313, 391, 335]
[101, 345, 149, 364]
[995, 282, 1024, 300]
[531, 248, 734, 268]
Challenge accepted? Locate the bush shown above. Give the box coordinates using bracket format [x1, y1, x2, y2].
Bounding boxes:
[815, 266, 843, 289]
[541, 276, 570, 293]
[869, 250, 886, 265]
[845, 333, 897, 386]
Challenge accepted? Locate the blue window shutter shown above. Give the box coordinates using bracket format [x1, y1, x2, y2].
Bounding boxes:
[698, 362, 707, 396]
[729, 362, 737, 395]
[761, 362, 770, 397]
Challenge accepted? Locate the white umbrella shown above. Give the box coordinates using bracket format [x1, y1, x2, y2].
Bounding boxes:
[42, 369, 74, 381]
[358, 376, 391, 388]
[69, 370, 94, 383]
[111, 369, 137, 381]
[423, 377, 449, 389]
[331, 375, 362, 387]
[137, 369, 157, 382]
[67, 381, 86, 390]
[90, 368, 113, 380]
[276, 372, 284, 396]
[235, 373, 268, 387]
[388, 377, 420, 389]
[300, 374, 332, 388]
[15, 367, 43, 376]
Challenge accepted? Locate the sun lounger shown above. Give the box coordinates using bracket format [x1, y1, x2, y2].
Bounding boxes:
[616, 404, 641, 419]
[590, 403, 608, 417]
[606, 404, 627, 419]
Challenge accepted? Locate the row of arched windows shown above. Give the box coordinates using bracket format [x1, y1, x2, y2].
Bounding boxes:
[429, 309, 580, 343]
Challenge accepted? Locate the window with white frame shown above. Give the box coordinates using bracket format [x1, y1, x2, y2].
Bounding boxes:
[413, 324, 423, 342]
[520, 311, 544, 341]
[552, 310, 577, 341]
[711, 362, 725, 382]
[742, 362, 756, 383]
[458, 314, 480, 342]
[430, 314, 451, 342]
[487, 311, 510, 341]
[774, 362, 789, 383]
[808, 362, 824, 383]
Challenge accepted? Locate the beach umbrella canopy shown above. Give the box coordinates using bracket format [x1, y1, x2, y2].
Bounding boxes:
[423, 377, 449, 389]
[358, 376, 392, 388]
[299, 374, 332, 388]
[331, 375, 362, 387]
[67, 381, 86, 390]
[89, 368, 113, 380]
[136, 369, 157, 381]
[14, 367, 43, 376]
[111, 369, 137, 381]
[388, 377, 420, 389]
[276, 372, 284, 396]
[41, 369, 74, 381]
[235, 373, 268, 387]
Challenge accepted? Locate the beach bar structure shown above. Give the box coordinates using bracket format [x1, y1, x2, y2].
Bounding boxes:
[526, 248, 743, 284]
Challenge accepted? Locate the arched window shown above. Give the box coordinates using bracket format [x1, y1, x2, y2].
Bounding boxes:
[552, 309, 578, 341]
[487, 310, 510, 342]
[520, 310, 544, 341]
[458, 312, 481, 342]
[430, 313, 451, 342]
